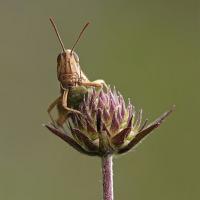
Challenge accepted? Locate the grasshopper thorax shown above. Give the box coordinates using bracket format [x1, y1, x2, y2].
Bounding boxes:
[57, 49, 81, 88]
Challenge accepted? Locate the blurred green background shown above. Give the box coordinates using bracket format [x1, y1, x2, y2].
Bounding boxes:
[0, 0, 199, 199]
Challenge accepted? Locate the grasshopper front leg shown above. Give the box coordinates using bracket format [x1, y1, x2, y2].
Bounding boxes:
[62, 89, 83, 115]
[93, 79, 108, 90]
[82, 79, 108, 90]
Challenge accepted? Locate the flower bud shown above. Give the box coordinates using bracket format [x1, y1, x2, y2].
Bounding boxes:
[45, 88, 174, 157]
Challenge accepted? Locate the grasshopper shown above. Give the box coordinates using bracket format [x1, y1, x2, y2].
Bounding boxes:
[48, 18, 107, 127]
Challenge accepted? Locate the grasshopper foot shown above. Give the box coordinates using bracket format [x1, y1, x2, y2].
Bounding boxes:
[63, 105, 83, 116]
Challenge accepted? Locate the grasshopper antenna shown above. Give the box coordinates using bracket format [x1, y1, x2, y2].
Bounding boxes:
[49, 17, 65, 52]
[70, 22, 90, 55]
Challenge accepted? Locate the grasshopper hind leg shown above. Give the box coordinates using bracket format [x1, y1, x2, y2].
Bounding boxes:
[47, 96, 70, 128]
[47, 96, 62, 126]
[56, 102, 69, 127]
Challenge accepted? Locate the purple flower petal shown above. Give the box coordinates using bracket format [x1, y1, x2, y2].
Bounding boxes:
[117, 107, 123, 123]
[99, 90, 107, 103]
[91, 103, 97, 118]
[113, 86, 119, 105]
[109, 98, 115, 116]
[45, 124, 98, 156]
[117, 107, 174, 154]
[98, 97, 105, 109]
[89, 89, 96, 109]
[109, 90, 117, 106]
[103, 108, 110, 122]
[120, 95, 126, 119]
[110, 112, 120, 132]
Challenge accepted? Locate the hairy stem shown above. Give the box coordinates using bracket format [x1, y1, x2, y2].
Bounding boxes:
[102, 155, 113, 200]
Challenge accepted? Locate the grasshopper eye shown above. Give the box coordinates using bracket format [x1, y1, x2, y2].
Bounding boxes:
[73, 52, 79, 63]
[57, 54, 62, 63]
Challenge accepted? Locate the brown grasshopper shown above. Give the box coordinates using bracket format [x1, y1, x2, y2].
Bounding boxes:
[48, 18, 107, 127]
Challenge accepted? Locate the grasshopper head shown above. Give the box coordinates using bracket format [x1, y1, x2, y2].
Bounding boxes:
[57, 49, 79, 65]
[49, 18, 89, 88]
[57, 49, 81, 88]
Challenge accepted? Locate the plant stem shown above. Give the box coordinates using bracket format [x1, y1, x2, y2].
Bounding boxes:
[102, 155, 113, 200]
